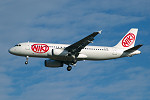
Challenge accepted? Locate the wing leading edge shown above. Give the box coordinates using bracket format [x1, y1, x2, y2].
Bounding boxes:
[65, 31, 101, 57]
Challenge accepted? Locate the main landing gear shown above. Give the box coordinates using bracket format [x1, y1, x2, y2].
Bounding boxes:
[67, 66, 72, 71]
[25, 56, 29, 65]
[66, 60, 77, 71]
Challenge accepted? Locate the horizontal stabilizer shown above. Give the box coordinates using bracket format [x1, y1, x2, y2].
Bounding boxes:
[124, 44, 143, 52]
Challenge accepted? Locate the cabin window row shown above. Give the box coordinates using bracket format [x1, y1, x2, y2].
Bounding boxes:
[49, 46, 66, 49]
[49, 46, 106, 51]
[84, 48, 104, 50]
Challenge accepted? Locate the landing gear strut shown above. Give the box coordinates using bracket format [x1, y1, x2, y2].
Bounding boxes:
[25, 56, 29, 65]
[67, 66, 72, 71]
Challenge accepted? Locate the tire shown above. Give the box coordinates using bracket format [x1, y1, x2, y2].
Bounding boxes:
[67, 66, 72, 71]
[25, 61, 28, 64]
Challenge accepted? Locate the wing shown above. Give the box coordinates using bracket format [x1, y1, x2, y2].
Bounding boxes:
[65, 31, 101, 57]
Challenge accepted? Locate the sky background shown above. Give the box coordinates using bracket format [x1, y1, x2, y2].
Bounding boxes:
[0, 0, 150, 100]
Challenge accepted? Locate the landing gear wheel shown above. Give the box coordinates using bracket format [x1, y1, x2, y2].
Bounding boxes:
[67, 66, 72, 71]
[25, 61, 28, 65]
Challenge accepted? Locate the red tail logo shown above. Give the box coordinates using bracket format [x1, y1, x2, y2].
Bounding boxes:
[31, 44, 49, 53]
[122, 33, 135, 47]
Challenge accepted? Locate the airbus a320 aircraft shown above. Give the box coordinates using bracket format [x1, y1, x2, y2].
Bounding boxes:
[9, 28, 142, 71]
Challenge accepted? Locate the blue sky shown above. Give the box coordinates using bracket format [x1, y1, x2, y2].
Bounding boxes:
[0, 0, 150, 100]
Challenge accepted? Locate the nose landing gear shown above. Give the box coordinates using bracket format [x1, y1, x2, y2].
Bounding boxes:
[25, 56, 29, 65]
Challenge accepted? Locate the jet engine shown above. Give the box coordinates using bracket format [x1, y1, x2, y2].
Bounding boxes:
[52, 49, 68, 56]
[45, 60, 63, 67]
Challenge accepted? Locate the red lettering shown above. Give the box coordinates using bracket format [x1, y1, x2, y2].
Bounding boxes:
[31, 44, 49, 53]
[122, 33, 135, 47]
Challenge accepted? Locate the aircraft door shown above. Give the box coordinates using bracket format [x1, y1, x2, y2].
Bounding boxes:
[25, 44, 30, 50]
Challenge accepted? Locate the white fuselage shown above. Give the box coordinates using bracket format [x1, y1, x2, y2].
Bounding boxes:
[9, 42, 138, 61]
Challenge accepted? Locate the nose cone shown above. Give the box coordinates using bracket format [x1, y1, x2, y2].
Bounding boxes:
[8, 47, 16, 54]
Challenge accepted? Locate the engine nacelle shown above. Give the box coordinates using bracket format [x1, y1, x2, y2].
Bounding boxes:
[52, 49, 68, 56]
[45, 60, 63, 67]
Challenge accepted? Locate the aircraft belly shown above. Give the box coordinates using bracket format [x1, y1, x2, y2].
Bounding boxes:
[47, 55, 74, 61]
[17, 48, 49, 58]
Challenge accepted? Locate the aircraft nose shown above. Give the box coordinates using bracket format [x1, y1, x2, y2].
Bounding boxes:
[8, 47, 16, 54]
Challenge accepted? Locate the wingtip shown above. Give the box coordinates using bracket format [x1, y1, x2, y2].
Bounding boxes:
[98, 30, 102, 34]
[139, 44, 143, 47]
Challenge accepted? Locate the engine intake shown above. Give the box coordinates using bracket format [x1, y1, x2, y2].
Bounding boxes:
[45, 60, 63, 67]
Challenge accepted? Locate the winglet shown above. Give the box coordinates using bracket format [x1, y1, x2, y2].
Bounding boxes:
[98, 30, 102, 34]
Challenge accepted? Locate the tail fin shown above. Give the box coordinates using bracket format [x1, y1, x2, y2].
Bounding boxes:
[114, 28, 138, 49]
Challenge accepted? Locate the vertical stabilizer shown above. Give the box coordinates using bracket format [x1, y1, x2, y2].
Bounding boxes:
[114, 28, 138, 49]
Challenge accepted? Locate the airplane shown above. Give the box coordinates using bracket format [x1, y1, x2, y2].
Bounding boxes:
[8, 28, 143, 71]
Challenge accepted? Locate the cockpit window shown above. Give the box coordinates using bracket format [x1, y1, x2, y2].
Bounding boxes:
[15, 44, 21, 46]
